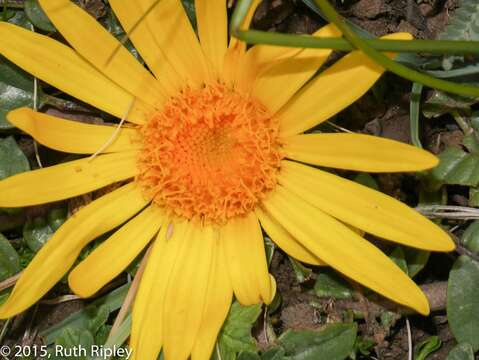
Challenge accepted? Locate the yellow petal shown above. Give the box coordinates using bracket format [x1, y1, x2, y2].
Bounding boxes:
[262, 185, 430, 315]
[191, 245, 233, 360]
[0, 183, 147, 318]
[280, 161, 454, 251]
[279, 33, 413, 137]
[0, 22, 149, 124]
[69, 205, 164, 298]
[7, 108, 140, 154]
[136, 0, 210, 87]
[221, 213, 273, 305]
[38, 0, 166, 106]
[163, 223, 216, 360]
[238, 25, 340, 91]
[109, 0, 183, 94]
[283, 133, 439, 172]
[252, 25, 341, 114]
[236, 43, 300, 92]
[196, 0, 227, 74]
[130, 221, 186, 360]
[256, 206, 326, 266]
[0, 151, 139, 207]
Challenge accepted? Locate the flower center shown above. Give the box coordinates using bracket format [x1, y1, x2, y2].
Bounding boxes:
[137, 84, 283, 224]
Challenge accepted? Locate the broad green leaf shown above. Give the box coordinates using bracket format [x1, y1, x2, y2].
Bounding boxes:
[289, 256, 312, 283]
[52, 328, 95, 360]
[238, 351, 261, 360]
[353, 337, 376, 356]
[389, 246, 408, 274]
[181, 0, 196, 30]
[0, 233, 20, 281]
[278, 323, 357, 360]
[447, 256, 479, 351]
[0, 136, 30, 180]
[24, 0, 56, 32]
[446, 343, 475, 360]
[430, 147, 479, 187]
[462, 133, 479, 154]
[403, 248, 430, 278]
[314, 269, 352, 300]
[40, 284, 129, 344]
[214, 302, 262, 360]
[0, 57, 46, 129]
[23, 208, 67, 252]
[468, 186, 479, 206]
[414, 336, 442, 360]
[87, 304, 109, 335]
[422, 91, 474, 118]
[264, 236, 275, 266]
[352, 173, 379, 190]
[6, 9, 32, 29]
[461, 220, 479, 253]
[261, 347, 286, 360]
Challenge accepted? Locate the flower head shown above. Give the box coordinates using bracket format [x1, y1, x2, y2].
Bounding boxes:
[0, 0, 454, 359]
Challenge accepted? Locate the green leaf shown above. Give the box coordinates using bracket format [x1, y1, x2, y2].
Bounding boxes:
[0, 233, 20, 281]
[461, 220, 479, 253]
[403, 248, 430, 278]
[468, 186, 479, 206]
[438, 0, 479, 42]
[5, 9, 32, 29]
[430, 147, 479, 187]
[53, 328, 95, 360]
[447, 256, 479, 351]
[278, 323, 357, 360]
[0, 56, 45, 129]
[422, 91, 475, 118]
[24, 0, 56, 32]
[414, 336, 442, 360]
[214, 301, 262, 360]
[181, 0, 196, 30]
[23, 208, 66, 252]
[0, 136, 30, 180]
[462, 133, 479, 154]
[40, 283, 129, 344]
[238, 351, 261, 360]
[264, 236, 275, 266]
[352, 173, 379, 190]
[87, 304, 109, 335]
[353, 337, 376, 356]
[289, 256, 312, 283]
[314, 269, 353, 300]
[389, 246, 408, 274]
[446, 343, 475, 360]
[261, 347, 286, 360]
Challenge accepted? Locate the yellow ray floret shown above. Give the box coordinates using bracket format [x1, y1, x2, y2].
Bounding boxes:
[0, 151, 139, 207]
[256, 207, 326, 266]
[0, 22, 149, 124]
[283, 133, 439, 172]
[221, 213, 276, 305]
[69, 205, 165, 298]
[262, 185, 430, 315]
[279, 160, 454, 251]
[278, 32, 413, 137]
[0, 183, 147, 318]
[8, 108, 140, 154]
[38, 0, 167, 106]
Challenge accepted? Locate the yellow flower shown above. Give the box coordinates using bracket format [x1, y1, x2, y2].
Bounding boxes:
[0, 0, 454, 359]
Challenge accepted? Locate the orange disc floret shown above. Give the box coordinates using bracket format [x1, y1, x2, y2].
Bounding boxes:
[137, 83, 283, 224]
